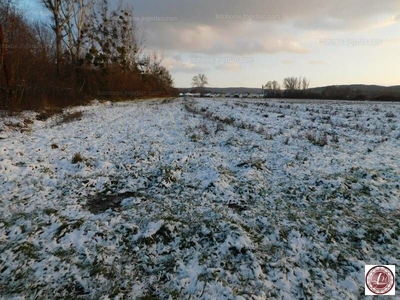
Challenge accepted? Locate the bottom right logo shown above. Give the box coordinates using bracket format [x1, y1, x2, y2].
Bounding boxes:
[365, 265, 396, 295]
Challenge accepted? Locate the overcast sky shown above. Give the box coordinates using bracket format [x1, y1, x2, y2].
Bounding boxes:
[26, 0, 400, 88]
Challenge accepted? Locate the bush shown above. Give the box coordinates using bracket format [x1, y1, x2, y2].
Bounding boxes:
[306, 131, 328, 147]
[0, 1, 176, 112]
[71, 153, 85, 164]
[385, 112, 396, 118]
[56, 112, 83, 125]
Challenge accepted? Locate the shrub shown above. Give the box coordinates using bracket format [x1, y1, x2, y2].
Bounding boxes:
[36, 108, 64, 121]
[385, 112, 396, 118]
[306, 131, 328, 147]
[215, 122, 224, 134]
[57, 111, 83, 125]
[331, 134, 339, 143]
[71, 153, 85, 164]
[221, 117, 235, 125]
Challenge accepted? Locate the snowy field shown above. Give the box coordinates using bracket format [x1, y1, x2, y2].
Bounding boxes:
[1, 97, 400, 299]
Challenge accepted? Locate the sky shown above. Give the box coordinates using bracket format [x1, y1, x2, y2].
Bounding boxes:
[23, 0, 400, 88]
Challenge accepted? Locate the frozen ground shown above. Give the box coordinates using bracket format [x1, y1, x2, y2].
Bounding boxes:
[0, 98, 399, 299]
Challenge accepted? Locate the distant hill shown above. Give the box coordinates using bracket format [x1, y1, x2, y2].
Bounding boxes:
[387, 85, 400, 92]
[309, 84, 400, 95]
[179, 84, 400, 97]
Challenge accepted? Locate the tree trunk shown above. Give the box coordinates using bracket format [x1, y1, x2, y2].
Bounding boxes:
[0, 23, 13, 108]
[55, 17, 63, 76]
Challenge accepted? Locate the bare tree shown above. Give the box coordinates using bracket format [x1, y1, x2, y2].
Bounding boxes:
[265, 81, 272, 90]
[41, 0, 97, 67]
[31, 20, 56, 61]
[283, 77, 300, 91]
[118, 5, 144, 69]
[265, 80, 280, 91]
[156, 65, 174, 90]
[62, 0, 95, 65]
[0, 0, 16, 28]
[41, 0, 74, 75]
[272, 80, 280, 91]
[301, 77, 310, 90]
[85, 0, 143, 70]
[192, 73, 208, 92]
[264, 80, 280, 97]
[0, 0, 175, 110]
[1, 0, 33, 107]
[0, 23, 12, 104]
[138, 52, 161, 74]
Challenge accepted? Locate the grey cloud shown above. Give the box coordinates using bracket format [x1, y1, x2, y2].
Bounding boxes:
[125, 0, 400, 55]
[143, 22, 309, 55]
[161, 56, 207, 73]
[216, 62, 242, 72]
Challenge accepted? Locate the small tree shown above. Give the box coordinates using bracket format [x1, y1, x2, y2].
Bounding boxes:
[283, 76, 311, 97]
[283, 77, 300, 91]
[301, 77, 310, 90]
[272, 80, 280, 91]
[192, 73, 208, 93]
[265, 80, 280, 96]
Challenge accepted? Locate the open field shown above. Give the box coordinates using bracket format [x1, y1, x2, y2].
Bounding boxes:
[1, 98, 400, 299]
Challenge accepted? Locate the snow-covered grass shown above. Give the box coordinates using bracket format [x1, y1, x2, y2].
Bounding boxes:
[1, 98, 399, 299]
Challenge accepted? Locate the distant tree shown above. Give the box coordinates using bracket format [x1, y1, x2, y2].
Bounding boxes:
[282, 77, 312, 97]
[265, 80, 280, 96]
[301, 77, 310, 90]
[192, 73, 208, 92]
[283, 77, 300, 91]
[271, 80, 280, 91]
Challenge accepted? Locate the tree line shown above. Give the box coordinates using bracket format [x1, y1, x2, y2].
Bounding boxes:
[264, 77, 400, 101]
[0, 0, 176, 111]
[263, 76, 310, 98]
